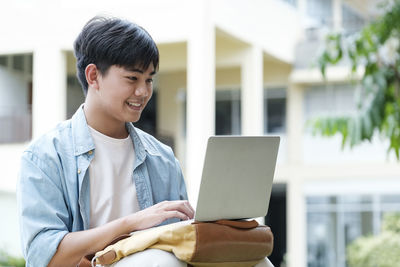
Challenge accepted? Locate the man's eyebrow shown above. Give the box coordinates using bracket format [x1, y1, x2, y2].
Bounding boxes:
[125, 67, 156, 76]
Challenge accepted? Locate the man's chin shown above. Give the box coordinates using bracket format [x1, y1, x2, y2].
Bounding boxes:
[129, 116, 141, 123]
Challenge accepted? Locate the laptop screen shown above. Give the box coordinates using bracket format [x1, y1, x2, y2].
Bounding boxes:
[194, 136, 280, 222]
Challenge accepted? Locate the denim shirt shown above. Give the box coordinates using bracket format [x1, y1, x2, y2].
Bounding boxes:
[17, 106, 188, 267]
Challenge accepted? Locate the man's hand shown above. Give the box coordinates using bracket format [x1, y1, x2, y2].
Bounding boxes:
[48, 200, 194, 267]
[126, 200, 195, 231]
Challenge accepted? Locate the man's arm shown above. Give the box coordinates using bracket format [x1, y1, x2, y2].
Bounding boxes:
[48, 200, 194, 267]
[18, 150, 194, 267]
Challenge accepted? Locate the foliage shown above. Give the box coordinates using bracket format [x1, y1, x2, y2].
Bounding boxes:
[312, 0, 400, 159]
[0, 249, 25, 267]
[347, 213, 400, 267]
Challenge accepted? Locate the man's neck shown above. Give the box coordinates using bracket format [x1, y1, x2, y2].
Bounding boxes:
[83, 98, 129, 139]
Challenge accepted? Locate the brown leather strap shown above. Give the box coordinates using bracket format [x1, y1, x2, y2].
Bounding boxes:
[193, 219, 259, 229]
[97, 250, 118, 265]
[214, 219, 259, 229]
[77, 234, 131, 267]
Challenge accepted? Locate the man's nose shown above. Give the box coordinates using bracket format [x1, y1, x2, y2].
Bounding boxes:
[135, 83, 148, 97]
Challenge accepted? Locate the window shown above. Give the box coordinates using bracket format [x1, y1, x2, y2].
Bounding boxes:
[307, 193, 400, 267]
[13, 55, 25, 72]
[0, 54, 32, 74]
[307, 0, 333, 28]
[342, 3, 366, 34]
[264, 88, 286, 134]
[281, 0, 296, 7]
[0, 105, 32, 144]
[215, 89, 241, 135]
[0, 54, 33, 143]
[0, 56, 7, 67]
[304, 83, 357, 122]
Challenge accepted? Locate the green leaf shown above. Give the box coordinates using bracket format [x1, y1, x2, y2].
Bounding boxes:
[313, 0, 400, 160]
[361, 112, 373, 141]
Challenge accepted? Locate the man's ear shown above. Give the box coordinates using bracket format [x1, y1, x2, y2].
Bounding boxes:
[85, 64, 100, 90]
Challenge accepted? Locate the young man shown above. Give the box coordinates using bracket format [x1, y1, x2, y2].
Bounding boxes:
[17, 16, 194, 267]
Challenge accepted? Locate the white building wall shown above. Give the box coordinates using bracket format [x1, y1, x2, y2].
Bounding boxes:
[0, 192, 20, 256]
[212, 0, 302, 63]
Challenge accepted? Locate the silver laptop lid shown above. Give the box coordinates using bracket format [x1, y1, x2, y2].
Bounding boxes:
[194, 136, 280, 222]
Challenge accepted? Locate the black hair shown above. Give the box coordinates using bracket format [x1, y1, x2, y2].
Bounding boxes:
[73, 16, 159, 95]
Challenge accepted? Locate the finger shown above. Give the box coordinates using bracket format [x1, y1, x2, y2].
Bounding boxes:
[182, 201, 195, 219]
[163, 210, 191, 221]
[163, 200, 195, 219]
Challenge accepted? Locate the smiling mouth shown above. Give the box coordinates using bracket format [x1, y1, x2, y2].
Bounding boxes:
[126, 101, 142, 108]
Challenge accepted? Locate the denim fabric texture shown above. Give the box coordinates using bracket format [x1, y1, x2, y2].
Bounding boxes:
[17, 105, 188, 267]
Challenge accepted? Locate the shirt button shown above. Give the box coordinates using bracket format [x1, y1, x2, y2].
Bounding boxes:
[88, 150, 93, 155]
[77, 169, 81, 174]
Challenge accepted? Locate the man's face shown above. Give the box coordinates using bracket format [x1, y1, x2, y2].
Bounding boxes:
[96, 64, 155, 124]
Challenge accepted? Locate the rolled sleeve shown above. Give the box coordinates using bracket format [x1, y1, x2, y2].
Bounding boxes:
[17, 151, 70, 267]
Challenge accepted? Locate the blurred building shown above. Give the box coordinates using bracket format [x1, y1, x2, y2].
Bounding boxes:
[0, 0, 399, 266]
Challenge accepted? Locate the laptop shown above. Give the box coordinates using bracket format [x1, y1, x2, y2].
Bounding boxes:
[194, 136, 280, 222]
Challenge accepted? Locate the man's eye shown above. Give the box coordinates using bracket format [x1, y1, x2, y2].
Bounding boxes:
[146, 79, 153, 83]
[128, 76, 137, 81]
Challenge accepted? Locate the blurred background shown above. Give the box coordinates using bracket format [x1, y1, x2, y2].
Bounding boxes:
[1, 0, 399, 266]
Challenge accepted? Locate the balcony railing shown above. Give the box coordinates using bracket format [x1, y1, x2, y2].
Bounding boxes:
[294, 18, 367, 69]
[0, 105, 32, 144]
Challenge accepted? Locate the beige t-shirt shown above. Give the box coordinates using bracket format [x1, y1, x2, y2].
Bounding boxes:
[88, 126, 140, 228]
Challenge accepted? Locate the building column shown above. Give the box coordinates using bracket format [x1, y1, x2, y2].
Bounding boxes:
[32, 47, 66, 139]
[297, 0, 307, 20]
[287, 175, 306, 267]
[186, 0, 215, 205]
[241, 46, 264, 136]
[287, 83, 306, 267]
[287, 83, 304, 164]
[332, 0, 343, 32]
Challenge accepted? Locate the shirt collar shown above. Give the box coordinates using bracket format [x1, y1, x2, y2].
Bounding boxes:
[126, 122, 160, 158]
[71, 104, 95, 156]
[71, 104, 159, 157]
